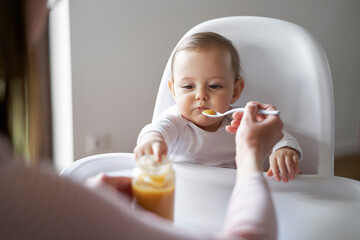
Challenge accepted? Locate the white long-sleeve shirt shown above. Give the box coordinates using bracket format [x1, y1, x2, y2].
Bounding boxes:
[138, 105, 302, 168]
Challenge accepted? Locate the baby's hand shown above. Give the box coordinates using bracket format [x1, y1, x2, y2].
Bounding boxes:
[134, 132, 167, 161]
[267, 147, 300, 182]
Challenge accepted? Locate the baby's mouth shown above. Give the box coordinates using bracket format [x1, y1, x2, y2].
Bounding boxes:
[195, 107, 208, 112]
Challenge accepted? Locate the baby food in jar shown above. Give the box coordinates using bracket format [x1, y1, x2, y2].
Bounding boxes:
[132, 155, 175, 221]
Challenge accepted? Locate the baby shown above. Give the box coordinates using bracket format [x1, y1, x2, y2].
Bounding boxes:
[134, 32, 302, 182]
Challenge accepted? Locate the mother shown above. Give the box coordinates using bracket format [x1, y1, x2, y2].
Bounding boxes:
[0, 1, 282, 239]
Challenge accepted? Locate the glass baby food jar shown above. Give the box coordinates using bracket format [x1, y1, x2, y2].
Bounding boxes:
[132, 155, 175, 221]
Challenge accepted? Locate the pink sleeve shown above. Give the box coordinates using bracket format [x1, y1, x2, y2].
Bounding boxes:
[221, 172, 277, 240]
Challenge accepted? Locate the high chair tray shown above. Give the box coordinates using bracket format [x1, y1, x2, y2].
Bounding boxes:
[61, 153, 360, 240]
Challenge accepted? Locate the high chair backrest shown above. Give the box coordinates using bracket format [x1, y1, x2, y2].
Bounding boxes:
[153, 16, 334, 175]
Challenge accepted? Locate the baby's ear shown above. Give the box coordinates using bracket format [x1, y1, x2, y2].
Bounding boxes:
[168, 79, 175, 97]
[231, 78, 245, 104]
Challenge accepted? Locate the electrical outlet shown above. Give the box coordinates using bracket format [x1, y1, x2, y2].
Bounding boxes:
[85, 134, 110, 154]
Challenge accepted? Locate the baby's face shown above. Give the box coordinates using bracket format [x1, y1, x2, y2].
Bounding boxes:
[170, 48, 241, 132]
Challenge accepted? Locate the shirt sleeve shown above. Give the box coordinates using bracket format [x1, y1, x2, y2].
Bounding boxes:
[221, 172, 277, 240]
[272, 131, 303, 160]
[137, 106, 186, 149]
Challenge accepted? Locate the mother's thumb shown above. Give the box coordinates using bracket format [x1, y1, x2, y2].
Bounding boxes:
[243, 102, 258, 122]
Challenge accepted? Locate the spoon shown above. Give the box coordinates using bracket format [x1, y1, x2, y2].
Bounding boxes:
[202, 107, 280, 118]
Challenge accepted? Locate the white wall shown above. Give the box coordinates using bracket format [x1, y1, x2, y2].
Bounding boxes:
[69, 0, 360, 160]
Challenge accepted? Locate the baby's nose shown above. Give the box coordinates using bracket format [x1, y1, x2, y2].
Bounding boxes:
[195, 89, 209, 101]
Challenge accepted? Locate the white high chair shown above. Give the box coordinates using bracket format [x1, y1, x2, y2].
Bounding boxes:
[153, 16, 334, 175]
[59, 17, 348, 240]
[61, 16, 334, 181]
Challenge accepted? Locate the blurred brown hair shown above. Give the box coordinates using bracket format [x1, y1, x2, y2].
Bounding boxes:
[0, 0, 28, 142]
[0, 0, 53, 164]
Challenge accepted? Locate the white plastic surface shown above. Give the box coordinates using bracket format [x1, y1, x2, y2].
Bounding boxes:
[60, 153, 360, 240]
[153, 16, 334, 175]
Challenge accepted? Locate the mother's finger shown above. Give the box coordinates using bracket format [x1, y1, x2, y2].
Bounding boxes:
[102, 175, 132, 196]
[246, 101, 274, 110]
[230, 119, 240, 128]
[232, 111, 244, 120]
[226, 119, 241, 134]
[225, 126, 234, 134]
[243, 102, 259, 122]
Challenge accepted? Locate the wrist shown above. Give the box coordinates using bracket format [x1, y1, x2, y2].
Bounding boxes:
[235, 147, 264, 178]
[140, 131, 164, 144]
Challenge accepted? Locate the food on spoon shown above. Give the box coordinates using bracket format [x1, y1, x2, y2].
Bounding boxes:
[202, 109, 216, 115]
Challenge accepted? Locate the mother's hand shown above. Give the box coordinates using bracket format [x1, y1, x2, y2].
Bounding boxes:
[86, 174, 132, 197]
[228, 102, 284, 176]
[226, 101, 275, 134]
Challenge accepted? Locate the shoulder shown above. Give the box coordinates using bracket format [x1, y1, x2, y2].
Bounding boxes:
[154, 105, 188, 126]
[154, 105, 181, 119]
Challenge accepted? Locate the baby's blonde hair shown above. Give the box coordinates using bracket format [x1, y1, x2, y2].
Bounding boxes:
[171, 32, 242, 81]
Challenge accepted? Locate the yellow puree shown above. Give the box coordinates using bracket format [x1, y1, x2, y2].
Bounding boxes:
[203, 109, 216, 115]
[132, 173, 174, 221]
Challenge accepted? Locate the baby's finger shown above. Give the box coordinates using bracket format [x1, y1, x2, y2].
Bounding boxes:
[267, 168, 273, 177]
[270, 158, 281, 181]
[144, 147, 153, 157]
[152, 142, 162, 161]
[293, 155, 300, 174]
[278, 158, 288, 182]
[134, 147, 143, 160]
[161, 144, 168, 159]
[286, 156, 295, 180]
[134, 149, 139, 159]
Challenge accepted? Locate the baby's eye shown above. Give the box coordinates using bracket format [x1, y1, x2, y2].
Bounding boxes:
[182, 85, 193, 89]
[209, 84, 222, 89]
